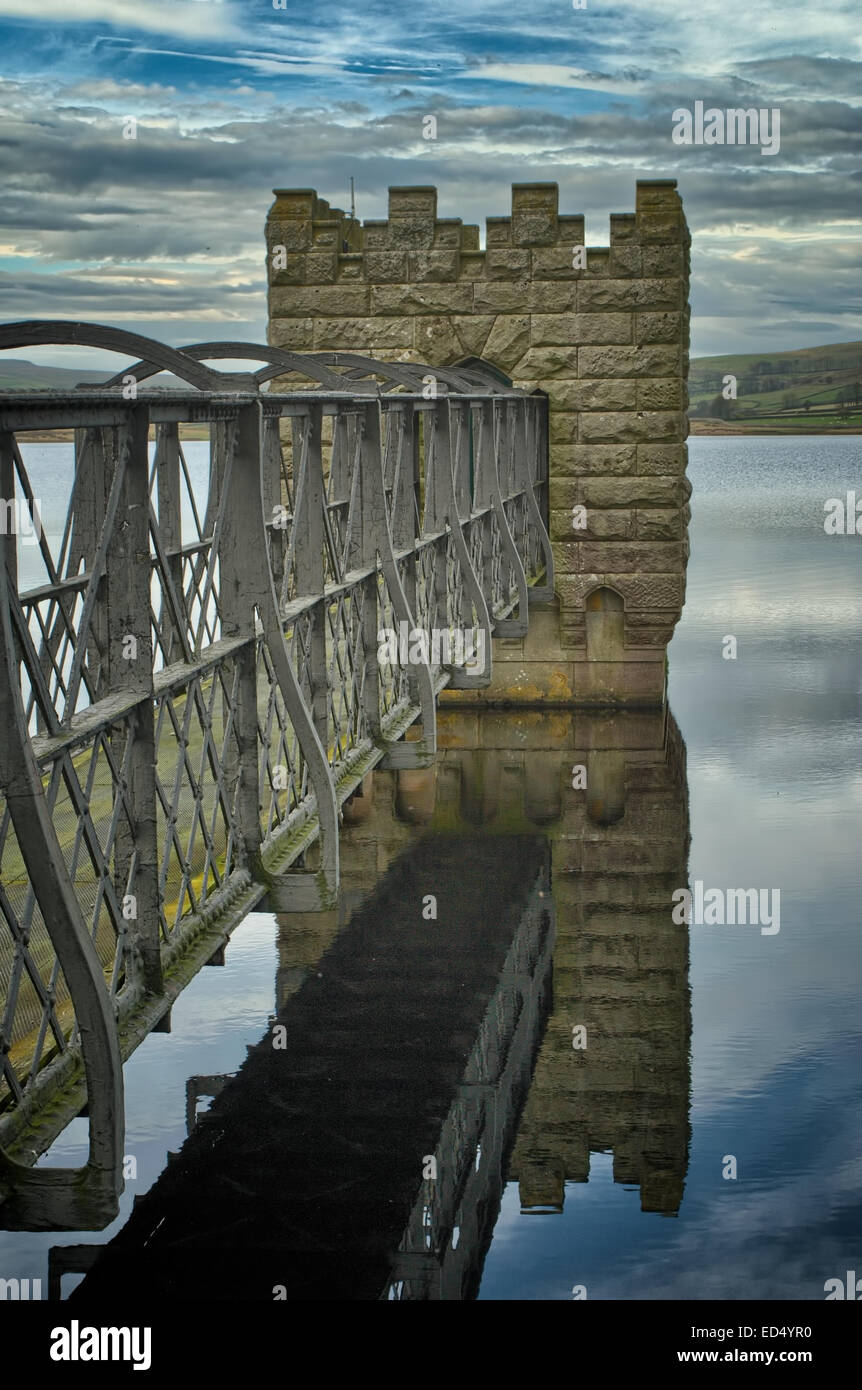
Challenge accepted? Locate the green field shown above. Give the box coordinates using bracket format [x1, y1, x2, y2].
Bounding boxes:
[689, 340, 862, 432]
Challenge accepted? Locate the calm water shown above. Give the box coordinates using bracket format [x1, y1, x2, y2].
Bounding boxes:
[1, 434, 861, 1300]
[483, 435, 862, 1299]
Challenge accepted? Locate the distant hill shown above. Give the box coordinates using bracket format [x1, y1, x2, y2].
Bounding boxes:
[0, 357, 186, 392]
[689, 341, 862, 432]
[5, 344, 861, 433]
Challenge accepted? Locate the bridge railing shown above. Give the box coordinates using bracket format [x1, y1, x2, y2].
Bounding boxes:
[0, 323, 551, 1211]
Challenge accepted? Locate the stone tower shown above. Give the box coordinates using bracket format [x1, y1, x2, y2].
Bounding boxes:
[266, 181, 691, 706]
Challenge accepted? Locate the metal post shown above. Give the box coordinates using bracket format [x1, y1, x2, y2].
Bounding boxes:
[106, 406, 163, 998]
[218, 405, 267, 876]
[291, 404, 329, 751]
[221, 402, 339, 911]
[154, 422, 184, 663]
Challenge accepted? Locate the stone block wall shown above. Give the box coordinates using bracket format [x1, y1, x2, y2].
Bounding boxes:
[266, 182, 691, 706]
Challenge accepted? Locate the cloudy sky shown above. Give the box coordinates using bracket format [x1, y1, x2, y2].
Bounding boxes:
[0, 0, 859, 368]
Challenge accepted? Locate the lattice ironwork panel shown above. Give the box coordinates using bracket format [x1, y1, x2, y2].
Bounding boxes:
[0, 813, 71, 1111]
[154, 666, 241, 941]
[256, 634, 311, 847]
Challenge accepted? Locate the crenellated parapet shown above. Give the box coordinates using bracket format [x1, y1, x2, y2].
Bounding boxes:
[267, 181, 692, 706]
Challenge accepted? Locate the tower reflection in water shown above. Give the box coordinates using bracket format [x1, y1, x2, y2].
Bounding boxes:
[55, 708, 689, 1300]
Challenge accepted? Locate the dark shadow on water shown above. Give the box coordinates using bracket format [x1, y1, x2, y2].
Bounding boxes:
[70, 834, 554, 1301]
[54, 707, 690, 1299]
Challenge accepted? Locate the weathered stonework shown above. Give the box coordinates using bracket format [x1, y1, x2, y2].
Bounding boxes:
[266, 182, 691, 706]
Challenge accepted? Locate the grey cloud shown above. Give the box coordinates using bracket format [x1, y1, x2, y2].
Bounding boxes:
[0, 59, 859, 357]
[735, 54, 862, 99]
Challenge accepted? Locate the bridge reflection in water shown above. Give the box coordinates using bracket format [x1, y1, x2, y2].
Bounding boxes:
[50, 707, 690, 1300]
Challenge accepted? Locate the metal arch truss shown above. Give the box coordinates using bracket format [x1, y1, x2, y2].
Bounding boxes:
[0, 322, 553, 1221]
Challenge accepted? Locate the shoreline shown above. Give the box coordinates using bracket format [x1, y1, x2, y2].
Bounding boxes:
[691, 422, 861, 436]
[12, 423, 862, 444]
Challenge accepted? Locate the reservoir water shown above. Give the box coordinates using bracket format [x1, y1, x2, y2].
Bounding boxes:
[1, 434, 860, 1300]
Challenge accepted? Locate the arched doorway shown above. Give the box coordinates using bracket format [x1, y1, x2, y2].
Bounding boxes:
[585, 585, 625, 663]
